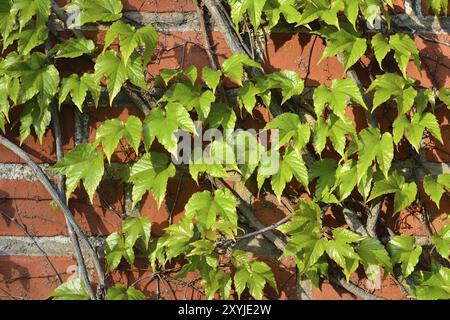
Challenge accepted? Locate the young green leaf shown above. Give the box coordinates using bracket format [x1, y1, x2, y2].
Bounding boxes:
[423, 174, 448, 208]
[19, 101, 51, 144]
[222, 54, 262, 86]
[122, 216, 151, 249]
[356, 238, 393, 279]
[64, 0, 123, 27]
[389, 33, 421, 77]
[270, 148, 309, 200]
[319, 26, 367, 72]
[387, 235, 422, 277]
[431, 222, 450, 261]
[95, 51, 147, 105]
[50, 279, 90, 300]
[96, 115, 142, 162]
[265, 113, 310, 152]
[367, 73, 417, 114]
[143, 102, 196, 156]
[309, 158, 338, 203]
[52, 38, 95, 59]
[51, 143, 105, 203]
[369, 170, 417, 214]
[205, 103, 236, 130]
[313, 78, 367, 119]
[59, 74, 101, 111]
[104, 20, 158, 66]
[424, 0, 448, 17]
[128, 152, 176, 209]
[185, 189, 238, 232]
[106, 284, 145, 300]
[202, 67, 221, 93]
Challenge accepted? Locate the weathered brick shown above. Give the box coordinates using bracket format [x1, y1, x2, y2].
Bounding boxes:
[0, 256, 75, 300]
[0, 180, 123, 237]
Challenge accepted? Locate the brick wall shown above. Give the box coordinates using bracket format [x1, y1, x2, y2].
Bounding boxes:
[0, 0, 449, 300]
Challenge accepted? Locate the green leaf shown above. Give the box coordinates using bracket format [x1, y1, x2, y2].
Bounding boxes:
[367, 73, 417, 114]
[326, 238, 360, 281]
[389, 33, 421, 77]
[387, 235, 422, 277]
[205, 103, 236, 130]
[369, 170, 417, 214]
[356, 238, 393, 277]
[319, 26, 367, 72]
[59, 74, 101, 111]
[51, 279, 90, 300]
[333, 227, 365, 243]
[265, 71, 305, 104]
[122, 216, 151, 249]
[371, 33, 391, 69]
[185, 189, 237, 232]
[412, 264, 450, 300]
[51, 143, 105, 203]
[356, 128, 381, 182]
[15, 23, 48, 55]
[271, 148, 309, 200]
[313, 78, 367, 119]
[106, 284, 145, 300]
[309, 159, 338, 203]
[65, 0, 123, 27]
[297, 0, 343, 29]
[246, 0, 267, 30]
[376, 132, 394, 178]
[265, 113, 310, 152]
[233, 259, 276, 300]
[11, 0, 51, 29]
[334, 160, 358, 201]
[425, 0, 448, 15]
[52, 38, 95, 59]
[238, 81, 260, 114]
[438, 88, 450, 106]
[228, 0, 249, 28]
[128, 152, 176, 209]
[143, 102, 196, 156]
[202, 67, 221, 93]
[264, 0, 302, 29]
[95, 51, 147, 105]
[394, 112, 442, 152]
[104, 232, 135, 269]
[189, 147, 228, 183]
[234, 131, 264, 180]
[8, 53, 60, 109]
[96, 116, 142, 162]
[222, 54, 262, 86]
[162, 83, 215, 120]
[423, 174, 445, 208]
[104, 20, 158, 66]
[19, 101, 51, 144]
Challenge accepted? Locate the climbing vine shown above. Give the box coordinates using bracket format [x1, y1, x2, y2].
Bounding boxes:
[0, 0, 449, 300]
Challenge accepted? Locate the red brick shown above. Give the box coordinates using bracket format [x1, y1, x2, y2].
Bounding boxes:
[0, 256, 75, 300]
[55, 0, 197, 12]
[0, 180, 123, 237]
[265, 33, 344, 87]
[407, 34, 450, 88]
[141, 178, 201, 237]
[426, 107, 450, 162]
